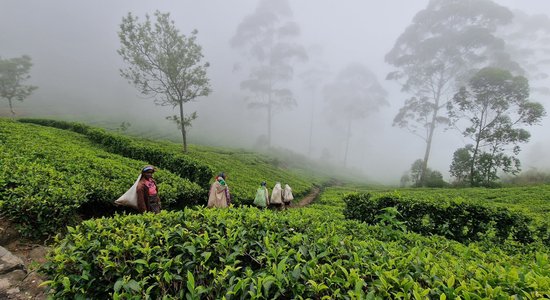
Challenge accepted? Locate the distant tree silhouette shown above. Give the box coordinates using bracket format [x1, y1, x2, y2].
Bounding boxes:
[230, 0, 307, 147]
[323, 63, 388, 167]
[0, 55, 37, 117]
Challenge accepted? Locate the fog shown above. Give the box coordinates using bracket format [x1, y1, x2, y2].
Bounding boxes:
[1, 0, 549, 184]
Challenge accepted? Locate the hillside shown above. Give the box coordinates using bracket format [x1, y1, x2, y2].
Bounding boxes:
[2, 117, 550, 298]
[0, 118, 325, 238]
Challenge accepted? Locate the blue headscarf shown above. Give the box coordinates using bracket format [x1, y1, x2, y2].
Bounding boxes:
[142, 165, 155, 173]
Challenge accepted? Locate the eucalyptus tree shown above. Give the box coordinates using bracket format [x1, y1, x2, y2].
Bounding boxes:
[0, 55, 37, 117]
[118, 11, 211, 153]
[448, 67, 545, 186]
[498, 10, 550, 96]
[323, 63, 388, 167]
[230, 0, 307, 147]
[385, 0, 515, 186]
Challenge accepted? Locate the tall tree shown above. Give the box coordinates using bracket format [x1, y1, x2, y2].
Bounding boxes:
[385, 0, 515, 186]
[0, 55, 37, 117]
[323, 63, 388, 167]
[118, 11, 211, 153]
[497, 10, 550, 96]
[230, 0, 307, 147]
[298, 57, 330, 157]
[448, 67, 545, 186]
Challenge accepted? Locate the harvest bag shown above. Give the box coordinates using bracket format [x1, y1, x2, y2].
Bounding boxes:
[114, 174, 141, 209]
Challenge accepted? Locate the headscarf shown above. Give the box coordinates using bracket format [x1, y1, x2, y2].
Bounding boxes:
[142, 165, 155, 173]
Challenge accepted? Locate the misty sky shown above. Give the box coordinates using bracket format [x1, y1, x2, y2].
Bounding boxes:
[1, 0, 549, 184]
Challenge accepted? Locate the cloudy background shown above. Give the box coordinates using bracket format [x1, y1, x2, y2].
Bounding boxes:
[1, 0, 549, 184]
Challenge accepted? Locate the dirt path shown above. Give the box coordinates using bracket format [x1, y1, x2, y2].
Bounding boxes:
[289, 186, 321, 208]
[0, 219, 48, 300]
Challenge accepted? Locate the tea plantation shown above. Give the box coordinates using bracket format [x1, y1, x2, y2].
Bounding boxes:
[1, 118, 550, 298]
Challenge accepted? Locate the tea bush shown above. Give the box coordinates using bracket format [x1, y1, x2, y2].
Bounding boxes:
[342, 192, 550, 246]
[41, 205, 550, 299]
[18, 118, 213, 188]
[369, 185, 550, 217]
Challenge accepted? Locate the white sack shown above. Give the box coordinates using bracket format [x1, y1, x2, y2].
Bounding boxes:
[114, 174, 141, 209]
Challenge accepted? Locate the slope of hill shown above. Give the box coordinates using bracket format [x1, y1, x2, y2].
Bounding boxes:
[0, 118, 204, 238]
[2, 117, 550, 298]
[1, 118, 325, 238]
[17, 118, 325, 203]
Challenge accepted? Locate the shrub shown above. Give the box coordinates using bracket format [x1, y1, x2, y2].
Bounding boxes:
[0, 119, 204, 238]
[41, 207, 550, 299]
[343, 192, 540, 245]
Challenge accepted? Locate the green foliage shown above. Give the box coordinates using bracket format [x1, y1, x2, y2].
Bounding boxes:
[343, 190, 550, 246]
[370, 185, 550, 219]
[0, 119, 203, 238]
[18, 118, 213, 188]
[85, 127, 213, 188]
[0, 55, 38, 116]
[406, 159, 448, 187]
[41, 202, 550, 299]
[118, 11, 211, 152]
[13, 113, 550, 298]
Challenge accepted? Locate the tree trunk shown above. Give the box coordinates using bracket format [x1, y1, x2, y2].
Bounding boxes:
[420, 110, 437, 186]
[469, 144, 479, 187]
[8, 98, 15, 117]
[267, 91, 272, 148]
[469, 113, 485, 187]
[307, 92, 315, 157]
[179, 101, 188, 153]
[343, 118, 352, 167]
[470, 129, 481, 187]
[420, 83, 443, 186]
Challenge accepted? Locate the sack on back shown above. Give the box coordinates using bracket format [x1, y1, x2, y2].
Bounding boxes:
[114, 174, 141, 209]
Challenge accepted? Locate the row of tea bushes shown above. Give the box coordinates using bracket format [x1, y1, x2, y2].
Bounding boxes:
[18, 118, 318, 205]
[343, 192, 550, 246]
[369, 186, 550, 218]
[41, 205, 550, 299]
[18, 118, 213, 188]
[0, 119, 204, 238]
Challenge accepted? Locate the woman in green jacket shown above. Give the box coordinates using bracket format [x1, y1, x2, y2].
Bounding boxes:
[253, 181, 269, 208]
